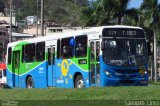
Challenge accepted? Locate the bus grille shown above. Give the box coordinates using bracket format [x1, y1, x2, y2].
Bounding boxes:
[114, 69, 139, 74]
[120, 80, 135, 84]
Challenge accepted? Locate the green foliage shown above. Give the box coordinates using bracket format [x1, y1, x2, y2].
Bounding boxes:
[81, 0, 139, 26]
[1, 0, 160, 40]
[140, 0, 160, 30]
[81, 4, 97, 26]
[140, 0, 160, 41]
[13, 0, 88, 26]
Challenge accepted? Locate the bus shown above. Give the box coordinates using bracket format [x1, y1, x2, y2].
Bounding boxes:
[6, 25, 149, 88]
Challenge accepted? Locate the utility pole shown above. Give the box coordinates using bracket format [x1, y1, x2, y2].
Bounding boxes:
[41, 0, 44, 36]
[9, 0, 12, 42]
[37, 0, 39, 36]
[154, 30, 157, 82]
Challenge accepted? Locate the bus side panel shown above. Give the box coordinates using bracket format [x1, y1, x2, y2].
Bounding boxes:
[99, 56, 117, 86]
[55, 59, 89, 88]
[18, 61, 48, 88]
[6, 69, 13, 88]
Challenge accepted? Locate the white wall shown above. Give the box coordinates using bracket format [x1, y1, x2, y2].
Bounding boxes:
[0, 17, 16, 25]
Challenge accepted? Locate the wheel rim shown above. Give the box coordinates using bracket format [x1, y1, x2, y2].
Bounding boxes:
[77, 79, 84, 88]
[27, 78, 33, 88]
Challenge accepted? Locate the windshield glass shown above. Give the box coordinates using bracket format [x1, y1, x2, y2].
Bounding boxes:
[103, 39, 147, 67]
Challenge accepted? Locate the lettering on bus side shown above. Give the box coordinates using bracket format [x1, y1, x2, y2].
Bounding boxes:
[78, 59, 87, 64]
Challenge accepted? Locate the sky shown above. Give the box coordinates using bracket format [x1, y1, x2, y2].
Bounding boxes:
[128, 0, 143, 8]
[89, 0, 160, 9]
[129, 0, 160, 8]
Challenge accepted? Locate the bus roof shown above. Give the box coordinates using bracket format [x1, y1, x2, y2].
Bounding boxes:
[7, 25, 143, 47]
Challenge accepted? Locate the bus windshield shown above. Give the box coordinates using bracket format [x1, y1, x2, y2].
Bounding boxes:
[103, 39, 147, 67]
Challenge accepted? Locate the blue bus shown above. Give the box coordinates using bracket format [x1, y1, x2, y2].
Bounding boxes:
[6, 25, 149, 88]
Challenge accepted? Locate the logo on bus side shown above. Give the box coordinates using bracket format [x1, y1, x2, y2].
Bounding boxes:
[57, 59, 73, 84]
[61, 60, 69, 76]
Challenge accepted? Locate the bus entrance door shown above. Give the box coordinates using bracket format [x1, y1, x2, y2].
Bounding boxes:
[90, 40, 100, 86]
[47, 46, 56, 87]
[12, 51, 20, 88]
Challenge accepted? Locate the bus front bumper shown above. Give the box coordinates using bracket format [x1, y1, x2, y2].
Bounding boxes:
[103, 77, 148, 86]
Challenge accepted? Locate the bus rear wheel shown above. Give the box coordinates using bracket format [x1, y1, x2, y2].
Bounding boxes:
[26, 77, 34, 88]
[74, 75, 85, 88]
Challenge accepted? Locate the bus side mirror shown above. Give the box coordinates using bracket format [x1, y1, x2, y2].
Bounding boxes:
[101, 41, 105, 51]
[147, 42, 151, 56]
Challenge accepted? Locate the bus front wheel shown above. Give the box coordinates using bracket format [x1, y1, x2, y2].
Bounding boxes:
[26, 77, 34, 88]
[74, 75, 85, 88]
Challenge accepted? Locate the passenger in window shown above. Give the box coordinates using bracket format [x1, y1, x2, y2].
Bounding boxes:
[70, 38, 75, 56]
[76, 43, 83, 51]
[63, 46, 67, 53]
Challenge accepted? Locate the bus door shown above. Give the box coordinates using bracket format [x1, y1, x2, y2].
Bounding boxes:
[47, 46, 56, 86]
[89, 40, 100, 86]
[12, 50, 20, 87]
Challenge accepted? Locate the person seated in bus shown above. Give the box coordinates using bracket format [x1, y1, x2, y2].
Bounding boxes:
[69, 38, 75, 57]
[76, 42, 84, 56]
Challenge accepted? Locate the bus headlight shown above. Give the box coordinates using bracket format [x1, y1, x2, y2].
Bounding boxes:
[105, 71, 110, 75]
[144, 71, 147, 74]
[104, 70, 113, 77]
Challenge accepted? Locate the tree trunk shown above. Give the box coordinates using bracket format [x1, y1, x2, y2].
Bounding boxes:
[151, 52, 154, 80]
[118, 15, 122, 25]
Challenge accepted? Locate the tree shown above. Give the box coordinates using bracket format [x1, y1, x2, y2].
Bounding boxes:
[112, 0, 139, 25]
[0, 0, 5, 12]
[141, 0, 160, 81]
[81, 0, 139, 26]
[65, 0, 88, 6]
[81, 2, 99, 26]
[81, 0, 117, 26]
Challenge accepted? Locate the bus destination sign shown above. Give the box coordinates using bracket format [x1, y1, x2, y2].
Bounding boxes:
[102, 28, 145, 38]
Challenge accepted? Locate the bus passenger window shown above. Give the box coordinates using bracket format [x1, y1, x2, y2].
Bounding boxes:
[75, 35, 87, 57]
[52, 47, 55, 65]
[57, 39, 61, 59]
[96, 41, 100, 61]
[7, 47, 12, 64]
[61, 37, 74, 59]
[36, 42, 45, 62]
[90, 42, 95, 62]
[24, 43, 35, 63]
[22, 45, 25, 63]
[48, 48, 51, 65]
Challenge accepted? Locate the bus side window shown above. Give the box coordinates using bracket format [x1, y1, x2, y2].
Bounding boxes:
[61, 37, 74, 59]
[25, 43, 35, 62]
[7, 47, 12, 64]
[22, 45, 25, 63]
[96, 41, 100, 61]
[36, 42, 45, 62]
[75, 35, 87, 57]
[48, 48, 51, 65]
[57, 39, 61, 59]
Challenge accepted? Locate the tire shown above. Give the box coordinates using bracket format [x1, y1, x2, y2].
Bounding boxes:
[74, 75, 85, 88]
[26, 77, 34, 88]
